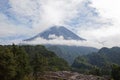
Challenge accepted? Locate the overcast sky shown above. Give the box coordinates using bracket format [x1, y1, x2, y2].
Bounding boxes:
[0, 0, 120, 48]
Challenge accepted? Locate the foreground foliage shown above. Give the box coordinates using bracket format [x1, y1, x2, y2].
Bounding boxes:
[111, 64, 120, 80]
[0, 45, 70, 80]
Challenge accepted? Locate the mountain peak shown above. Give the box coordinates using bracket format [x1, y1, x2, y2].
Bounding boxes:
[24, 26, 86, 41]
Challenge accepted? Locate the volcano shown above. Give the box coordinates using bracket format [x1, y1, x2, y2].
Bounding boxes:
[24, 26, 86, 41]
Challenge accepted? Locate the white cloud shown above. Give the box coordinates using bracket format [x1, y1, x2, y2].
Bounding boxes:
[1, 0, 98, 36]
[91, 0, 120, 20]
[8, 0, 103, 32]
[22, 37, 102, 48]
[76, 0, 120, 48]
[0, 13, 32, 38]
[48, 34, 64, 40]
[0, 0, 120, 48]
[7, 0, 83, 31]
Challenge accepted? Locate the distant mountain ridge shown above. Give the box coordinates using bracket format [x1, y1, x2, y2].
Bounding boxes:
[46, 45, 98, 65]
[24, 26, 86, 41]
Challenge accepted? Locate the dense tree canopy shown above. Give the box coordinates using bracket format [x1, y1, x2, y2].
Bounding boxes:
[72, 47, 120, 76]
[0, 45, 70, 80]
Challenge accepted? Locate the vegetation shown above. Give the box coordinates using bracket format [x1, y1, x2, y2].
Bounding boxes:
[47, 45, 98, 65]
[72, 47, 120, 76]
[1, 44, 120, 80]
[0, 45, 70, 80]
[0, 46, 16, 80]
[111, 64, 120, 80]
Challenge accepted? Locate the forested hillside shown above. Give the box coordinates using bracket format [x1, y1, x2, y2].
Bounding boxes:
[1, 45, 120, 80]
[46, 45, 98, 65]
[0, 45, 70, 80]
[72, 47, 120, 77]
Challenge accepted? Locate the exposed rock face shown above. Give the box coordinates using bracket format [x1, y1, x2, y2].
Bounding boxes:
[38, 71, 110, 80]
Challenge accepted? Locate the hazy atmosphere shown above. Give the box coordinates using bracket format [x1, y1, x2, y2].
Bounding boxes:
[0, 0, 120, 48]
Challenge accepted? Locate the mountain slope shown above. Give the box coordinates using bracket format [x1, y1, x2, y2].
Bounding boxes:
[72, 47, 120, 75]
[24, 26, 86, 41]
[17, 45, 70, 71]
[46, 45, 98, 65]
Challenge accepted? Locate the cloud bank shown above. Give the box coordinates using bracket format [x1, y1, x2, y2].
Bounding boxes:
[22, 37, 103, 48]
[0, 0, 106, 36]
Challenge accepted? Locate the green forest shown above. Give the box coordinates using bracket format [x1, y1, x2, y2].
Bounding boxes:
[0, 45, 120, 80]
[72, 47, 120, 80]
[0, 45, 70, 80]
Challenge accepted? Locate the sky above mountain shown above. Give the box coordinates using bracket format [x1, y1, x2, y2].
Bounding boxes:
[0, 0, 120, 48]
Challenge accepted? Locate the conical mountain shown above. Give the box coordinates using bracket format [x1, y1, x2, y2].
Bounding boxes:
[24, 26, 86, 41]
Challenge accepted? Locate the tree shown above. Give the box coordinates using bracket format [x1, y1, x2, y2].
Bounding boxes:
[89, 66, 101, 76]
[0, 47, 16, 80]
[11, 45, 31, 80]
[0, 45, 70, 80]
[31, 52, 48, 80]
[111, 64, 120, 80]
